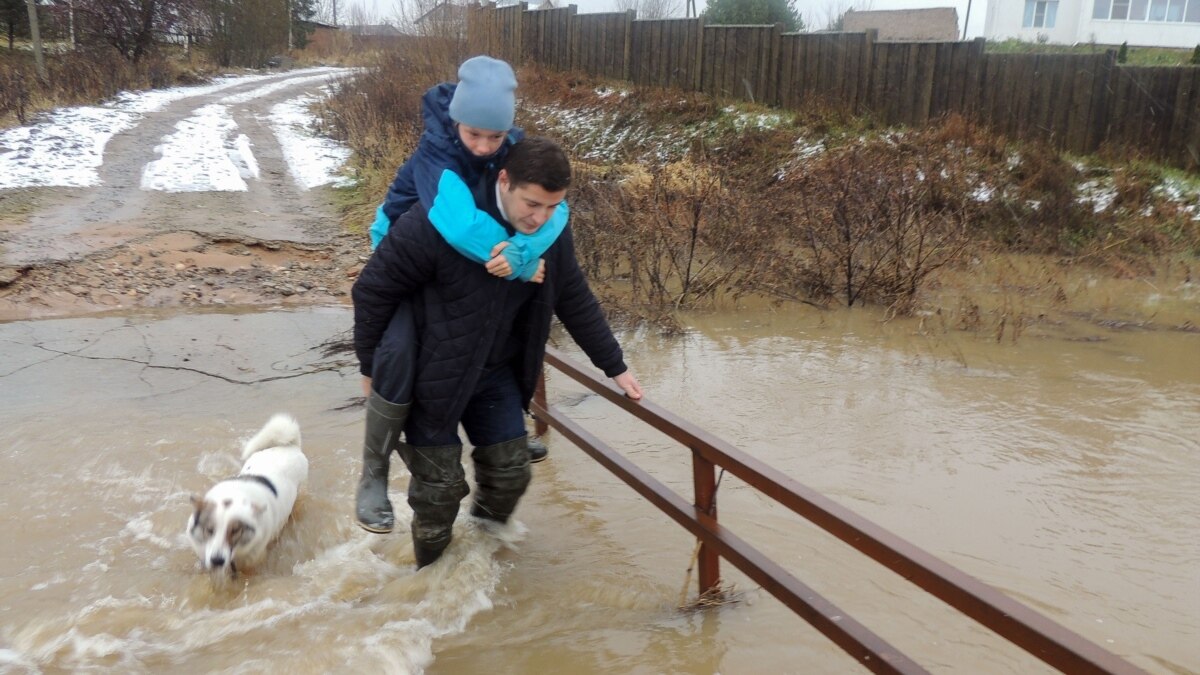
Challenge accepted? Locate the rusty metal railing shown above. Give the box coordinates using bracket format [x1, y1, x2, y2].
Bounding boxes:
[530, 346, 1146, 675]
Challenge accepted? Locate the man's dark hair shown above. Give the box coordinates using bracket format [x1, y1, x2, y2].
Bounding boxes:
[503, 137, 571, 192]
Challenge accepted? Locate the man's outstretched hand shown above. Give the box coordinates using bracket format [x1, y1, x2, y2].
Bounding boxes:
[613, 371, 643, 400]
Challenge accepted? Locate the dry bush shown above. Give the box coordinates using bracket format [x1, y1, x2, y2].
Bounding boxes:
[321, 49, 436, 172]
[785, 138, 976, 312]
[318, 43, 462, 227]
[571, 159, 789, 313]
[0, 67, 31, 123]
[1, 46, 203, 126]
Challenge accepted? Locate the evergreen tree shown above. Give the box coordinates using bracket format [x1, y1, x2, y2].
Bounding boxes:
[1191, 44, 1199, 65]
[704, 0, 803, 31]
[1116, 41, 1128, 64]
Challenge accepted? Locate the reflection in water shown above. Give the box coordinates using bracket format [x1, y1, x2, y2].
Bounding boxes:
[0, 306, 1196, 674]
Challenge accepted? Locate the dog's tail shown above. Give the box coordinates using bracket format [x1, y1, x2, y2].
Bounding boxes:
[242, 413, 302, 461]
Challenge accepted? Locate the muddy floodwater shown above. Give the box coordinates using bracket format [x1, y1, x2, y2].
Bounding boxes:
[0, 303, 1196, 674]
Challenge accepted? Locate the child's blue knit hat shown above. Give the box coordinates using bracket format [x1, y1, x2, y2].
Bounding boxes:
[449, 56, 517, 132]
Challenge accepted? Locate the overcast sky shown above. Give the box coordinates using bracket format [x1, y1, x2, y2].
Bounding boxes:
[342, 0, 988, 39]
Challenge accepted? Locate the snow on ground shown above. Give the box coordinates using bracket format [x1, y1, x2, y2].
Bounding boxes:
[219, 71, 345, 105]
[111, 67, 346, 114]
[141, 104, 254, 192]
[0, 67, 352, 192]
[0, 107, 138, 188]
[268, 91, 353, 190]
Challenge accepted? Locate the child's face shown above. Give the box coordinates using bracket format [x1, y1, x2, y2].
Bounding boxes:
[457, 124, 506, 158]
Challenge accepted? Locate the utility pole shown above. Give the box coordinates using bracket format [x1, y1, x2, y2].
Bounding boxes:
[962, 0, 972, 39]
[686, 0, 697, 17]
[24, 0, 46, 82]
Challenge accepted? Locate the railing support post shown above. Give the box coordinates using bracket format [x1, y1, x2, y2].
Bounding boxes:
[533, 366, 549, 437]
[692, 449, 720, 595]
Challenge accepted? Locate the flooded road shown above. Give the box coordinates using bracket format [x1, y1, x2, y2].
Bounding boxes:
[1, 304, 1195, 674]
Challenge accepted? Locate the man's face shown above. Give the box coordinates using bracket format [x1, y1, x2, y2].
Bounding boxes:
[457, 124, 506, 158]
[498, 170, 566, 234]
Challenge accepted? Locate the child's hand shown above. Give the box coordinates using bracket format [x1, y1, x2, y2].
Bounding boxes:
[486, 241, 512, 278]
[531, 259, 546, 283]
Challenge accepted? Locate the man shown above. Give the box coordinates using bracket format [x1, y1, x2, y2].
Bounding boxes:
[352, 136, 643, 569]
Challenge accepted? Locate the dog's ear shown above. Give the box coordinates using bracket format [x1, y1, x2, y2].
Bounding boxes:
[190, 494, 202, 508]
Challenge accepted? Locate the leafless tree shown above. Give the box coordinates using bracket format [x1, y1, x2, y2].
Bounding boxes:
[312, 0, 341, 25]
[808, 0, 873, 32]
[344, 0, 378, 28]
[613, 0, 681, 20]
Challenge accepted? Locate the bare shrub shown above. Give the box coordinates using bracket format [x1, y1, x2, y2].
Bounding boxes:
[571, 158, 787, 313]
[0, 67, 30, 123]
[786, 138, 975, 312]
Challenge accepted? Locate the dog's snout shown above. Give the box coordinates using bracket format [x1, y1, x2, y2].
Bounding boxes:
[210, 554, 226, 568]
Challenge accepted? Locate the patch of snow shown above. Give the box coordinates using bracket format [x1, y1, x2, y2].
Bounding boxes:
[268, 94, 353, 190]
[232, 133, 260, 180]
[1076, 179, 1117, 213]
[971, 184, 995, 202]
[0, 68, 353, 192]
[594, 86, 629, 99]
[220, 70, 350, 105]
[0, 106, 138, 188]
[140, 104, 249, 192]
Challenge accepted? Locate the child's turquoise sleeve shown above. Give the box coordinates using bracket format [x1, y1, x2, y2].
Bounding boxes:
[427, 171, 569, 281]
[368, 204, 389, 251]
[428, 171, 520, 270]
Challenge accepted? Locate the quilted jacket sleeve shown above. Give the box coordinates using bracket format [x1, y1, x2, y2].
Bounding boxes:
[551, 227, 627, 378]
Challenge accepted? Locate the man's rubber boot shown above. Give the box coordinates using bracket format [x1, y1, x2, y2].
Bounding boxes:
[397, 442, 469, 568]
[470, 435, 533, 524]
[354, 392, 410, 534]
[528, 434, 549, 463]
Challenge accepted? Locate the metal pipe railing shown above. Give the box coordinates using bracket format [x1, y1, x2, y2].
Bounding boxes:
[530, 347, 1147, 675]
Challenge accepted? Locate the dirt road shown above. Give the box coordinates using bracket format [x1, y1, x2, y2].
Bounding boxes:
[0, 69, 367, 322]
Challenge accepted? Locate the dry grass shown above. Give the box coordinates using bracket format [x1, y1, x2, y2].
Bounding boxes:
[319, 57, 1200, 322]
[0, 46, 215, 127]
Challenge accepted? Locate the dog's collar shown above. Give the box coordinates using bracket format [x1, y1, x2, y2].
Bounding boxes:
[233, 474, 278, 496]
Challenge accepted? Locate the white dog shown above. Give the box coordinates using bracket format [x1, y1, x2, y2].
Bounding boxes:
[187, 413, 308, 577]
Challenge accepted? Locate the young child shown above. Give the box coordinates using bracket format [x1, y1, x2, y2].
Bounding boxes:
[356, 56, 564, 535]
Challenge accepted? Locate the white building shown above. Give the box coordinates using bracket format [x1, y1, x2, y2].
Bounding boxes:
[984, 0, 1200, 46]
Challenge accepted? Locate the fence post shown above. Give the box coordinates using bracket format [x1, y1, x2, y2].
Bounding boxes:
[693, 448, 720, 594]
[533, 368, 549, 438]
[860, 28, 877, 116]
[1088, 49, 1117, 154]
[623, 9, 635, 83]
[768, 23, 783, 106]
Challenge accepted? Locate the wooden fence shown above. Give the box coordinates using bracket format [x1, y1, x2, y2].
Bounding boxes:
[466, 3, 1200, 169]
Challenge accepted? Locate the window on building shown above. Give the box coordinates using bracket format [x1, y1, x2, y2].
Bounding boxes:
[1024, 0, 1059, 26]
[1097, 0, 1199, 19]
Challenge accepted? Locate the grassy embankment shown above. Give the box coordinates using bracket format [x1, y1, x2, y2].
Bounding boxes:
[0, 44, 219, 127]
[320, 47, 1199, 335]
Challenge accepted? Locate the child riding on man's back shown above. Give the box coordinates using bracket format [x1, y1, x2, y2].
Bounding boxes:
[354, 56, 565, 535]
